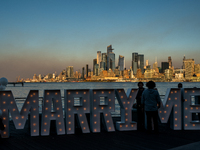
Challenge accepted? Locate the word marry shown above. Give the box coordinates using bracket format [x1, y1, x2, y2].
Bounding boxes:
[0, 88, 200, 138]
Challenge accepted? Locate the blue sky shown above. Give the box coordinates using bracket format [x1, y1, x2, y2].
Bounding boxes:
[0, 0, 200, 81]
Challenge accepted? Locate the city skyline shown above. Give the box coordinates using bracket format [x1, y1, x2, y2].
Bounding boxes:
[0, 0, 200, 81]
[17, 48, 200, 82]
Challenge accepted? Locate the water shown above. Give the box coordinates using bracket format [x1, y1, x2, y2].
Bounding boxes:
[6, 82, 200, 97]
[4, 82, 200, 117]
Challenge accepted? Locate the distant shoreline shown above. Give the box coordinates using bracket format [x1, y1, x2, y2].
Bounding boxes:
[8, 81, 200, 83]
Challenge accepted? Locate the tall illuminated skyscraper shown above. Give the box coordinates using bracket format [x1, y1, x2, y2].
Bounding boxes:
[138, 54, 144, 74]
[195, 64, 200, 75]
[67, 66, 74, 78]
[153, 57, 158, 70]
[94, 64, 99, 76]
[102, 53, 107, 70]
[97, 51, 101, 67]
[107, 45, 115, 71]
[168, 56, 172, 68]
[146, 60, 149, 66]
[118, 55, 125, 71]
[132, 53, 144, 74]
[100, 62, 106, 70]
[132, 52, 138, 75]
[184, 59, 194, 80]
[182, 55, 186, 69]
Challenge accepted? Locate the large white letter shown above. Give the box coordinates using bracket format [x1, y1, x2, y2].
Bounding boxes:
[65, 89, 90, 134]
[158, 88, 181, 130]
[115, 89, 138, 131]
[0, 90, 39, 138]
[183, 88, 200, 130]
[41, 90, 65, 136]
[90, 89, 115, 133]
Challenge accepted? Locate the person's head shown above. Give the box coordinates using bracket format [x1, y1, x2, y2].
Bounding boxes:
[178, 83, 182, 88]
[146, 81, 156, 89]
[137, 82, 144, 89]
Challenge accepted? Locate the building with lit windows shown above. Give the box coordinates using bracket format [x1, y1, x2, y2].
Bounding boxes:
[138, 54, 144, 74]
[132, 53, 138, 75]
[168, 56, 172, 68]
[107, 45, 115, 71]
[195, 64, 200, 75]
[93, 59, 97, 73]
[184, 59, 195, 80]
[97, 51, 101, 67]
[101, 53, 107, 70]
[67, 66, 74, 78]
[118, 55, 125, 71]
[132, 53, 144, 74]
[161, 62, 169, 73]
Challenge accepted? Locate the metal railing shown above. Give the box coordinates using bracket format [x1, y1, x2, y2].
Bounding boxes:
[13, 95, 165, 116]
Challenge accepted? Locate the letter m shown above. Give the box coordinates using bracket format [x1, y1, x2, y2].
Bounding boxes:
[0, 90, 39, 138]
[158, 88, 181, 130]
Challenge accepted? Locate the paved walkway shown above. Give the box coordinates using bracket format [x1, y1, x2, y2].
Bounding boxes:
[169, 141, 200, 150]
[0, 118, 200, 150]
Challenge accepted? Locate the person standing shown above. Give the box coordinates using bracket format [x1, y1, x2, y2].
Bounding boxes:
[141, 81, 161, 133]
[178, 83, 185, 129]
[136, 82, 145, 131]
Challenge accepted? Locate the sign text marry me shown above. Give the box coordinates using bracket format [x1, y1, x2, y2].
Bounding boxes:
[0, 88, 200, 138]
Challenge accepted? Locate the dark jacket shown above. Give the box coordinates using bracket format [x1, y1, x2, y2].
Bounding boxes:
[141, 89, 161, 111]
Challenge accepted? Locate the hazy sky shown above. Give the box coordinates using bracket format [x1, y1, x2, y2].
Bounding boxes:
[0, 0, 200, 81]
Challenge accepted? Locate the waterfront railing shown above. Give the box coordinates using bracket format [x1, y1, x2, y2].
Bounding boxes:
[11, 95, 165, 120]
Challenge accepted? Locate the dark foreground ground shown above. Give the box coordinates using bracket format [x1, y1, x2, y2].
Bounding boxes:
[0, 117, 200, 150]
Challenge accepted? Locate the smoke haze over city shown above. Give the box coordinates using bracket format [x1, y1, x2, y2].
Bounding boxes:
[0, 0, 200, 81]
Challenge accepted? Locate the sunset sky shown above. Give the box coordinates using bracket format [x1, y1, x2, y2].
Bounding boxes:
[0, 0, 200, 81]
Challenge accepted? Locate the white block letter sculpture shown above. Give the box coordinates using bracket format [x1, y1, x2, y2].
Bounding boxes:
[115, 89, 138, 131]
[0, 90, 39, 138]
[41, 90, 65, 136]
[90, 89, 115, 132]
[65, 89, 90, 134]
[183, 88, 200, 130]
[158, 88, 181, 130]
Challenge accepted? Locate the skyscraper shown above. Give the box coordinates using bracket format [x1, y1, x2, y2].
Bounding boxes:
[195, 64, 200, 75]
[86, 64, 88, 78]
[118, 55, 125, 71]
[146, 60, 149, 66]
[107, 45, 115, 71]
[182, 55, 186, 69]
[102, 53, 107, 70]
[100, 62, 106, 70]
[93, 59, 97, 73]
[94, 64, 99, 76]
[107, 45, 113, 53]
[67, 66, 74, 78]
[161, 62, 169, 73]
[132, 53, 144, 74]
[184, 59, 194, 80]
[82, 67, 84, 79]
[153, 57, 158, 70]
[109, 53, 115, 71]
[97, 51, 101, 67]
[132, 52, 138, 75]
[138, 54, 144, 74]
[168, 56, 172, 68]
